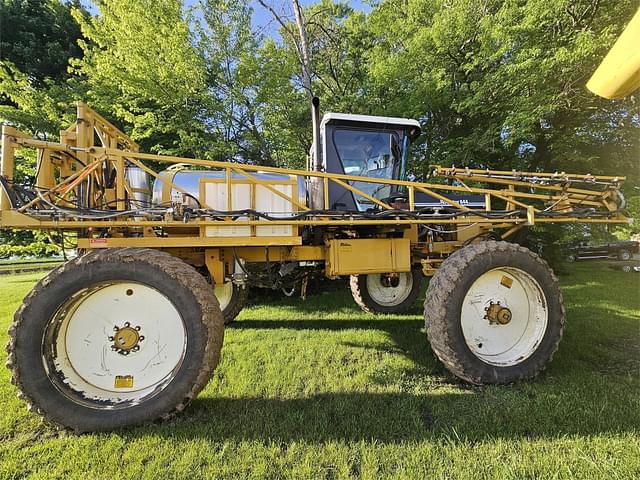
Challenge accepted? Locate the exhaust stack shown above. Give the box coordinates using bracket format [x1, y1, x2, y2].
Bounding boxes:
[311, 97, 322, 171]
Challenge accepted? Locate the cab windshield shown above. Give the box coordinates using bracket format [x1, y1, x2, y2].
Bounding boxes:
[333, 128, 401, 211]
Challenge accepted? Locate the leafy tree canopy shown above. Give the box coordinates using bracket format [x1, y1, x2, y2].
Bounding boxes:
[364, 0, 639, 184]
[0, 0, 637, 180]
[0, 0, 88, 136]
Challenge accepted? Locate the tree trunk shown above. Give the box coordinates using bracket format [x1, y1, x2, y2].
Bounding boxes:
[291, 0, 313, 101]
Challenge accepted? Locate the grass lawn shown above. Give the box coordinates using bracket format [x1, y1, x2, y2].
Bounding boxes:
[0, 263, 638, 479]
[0, 259, 63, 275]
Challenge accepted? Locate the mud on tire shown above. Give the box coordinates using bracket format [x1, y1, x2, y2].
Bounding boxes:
[215, 282, 249, 325]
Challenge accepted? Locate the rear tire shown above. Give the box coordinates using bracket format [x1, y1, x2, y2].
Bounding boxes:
[215, 282, 248, 325]
[6, 248, 224, 432]
[350, 270, 422, 314]
[424, 241, 564, 384]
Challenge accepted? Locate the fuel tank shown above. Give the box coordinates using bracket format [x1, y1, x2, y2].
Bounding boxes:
[124, 166, 151, 208]
[151, 169, 307, 210]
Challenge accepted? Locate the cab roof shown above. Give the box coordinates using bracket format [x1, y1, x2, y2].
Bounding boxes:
[321, 112, 421, 140]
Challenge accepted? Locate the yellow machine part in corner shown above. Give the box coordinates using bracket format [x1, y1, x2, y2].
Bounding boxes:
[587, 8, 640, 99]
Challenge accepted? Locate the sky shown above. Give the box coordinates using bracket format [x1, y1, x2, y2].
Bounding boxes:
[247, 1, 371, 38]
[81, 1, 372, 40]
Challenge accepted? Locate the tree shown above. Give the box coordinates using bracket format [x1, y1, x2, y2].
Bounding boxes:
[0, 1, 90, 255]
[254, 0, 372, 167]
[0, 0, 84, 82]
[613, 195, 640, 240]
[194, 0, 275, 164]
[364, 0, 639, 185]
[72, 0, 279, 164]
[0, 0, 88, 137]
[71, 0, 210, 156]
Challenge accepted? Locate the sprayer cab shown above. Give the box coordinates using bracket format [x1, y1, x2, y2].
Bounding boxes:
[311, 111, 421, 211]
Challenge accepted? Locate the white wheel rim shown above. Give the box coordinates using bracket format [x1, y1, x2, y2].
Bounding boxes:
[461, 267, 548, 366]
[44, 282, 186, 408]
[214, 282, 233, 311]
[365, 272, 413, 307]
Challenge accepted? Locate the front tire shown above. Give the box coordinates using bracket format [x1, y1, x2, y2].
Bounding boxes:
[618, 249, 632, 261]
[350, 270, 422, 314]
[6, 248, 224, 432]
[424, 241, 564, 384]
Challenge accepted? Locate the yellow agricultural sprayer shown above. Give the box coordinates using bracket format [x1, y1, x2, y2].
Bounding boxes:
[0, 10, 637, 431]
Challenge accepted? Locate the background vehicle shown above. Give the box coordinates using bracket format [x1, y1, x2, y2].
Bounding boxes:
[567, 240, 639, 262]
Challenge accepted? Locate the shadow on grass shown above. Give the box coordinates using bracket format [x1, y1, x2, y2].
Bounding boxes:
[134, 380, 638, 444]
[115, 305, 640, 444]
[119, 268, 639, 444]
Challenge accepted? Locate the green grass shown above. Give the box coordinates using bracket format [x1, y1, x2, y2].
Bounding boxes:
[0, 264, 638, 479]
[0, 261, 63, 274]
[0, 258, 63, 264]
